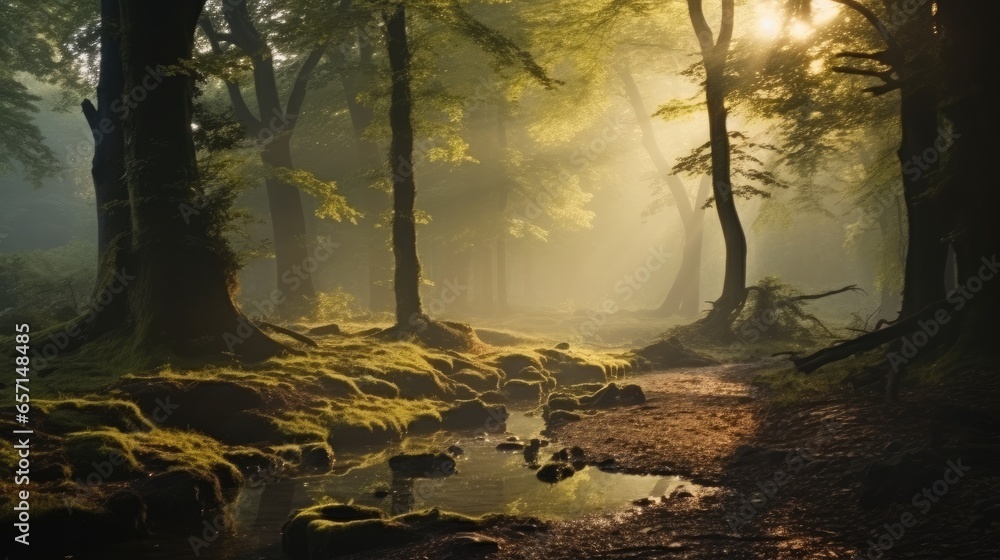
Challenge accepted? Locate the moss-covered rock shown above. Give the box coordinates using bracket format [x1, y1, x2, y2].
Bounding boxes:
[440, 399, 508, 432]
[448, 368, 501, 392]
[64, 430, 143, 482]
[38, 399, 153, 434]
[489, 353, 544, 378]
[502, 379, 544, 403]
[354, 375, 400, 399]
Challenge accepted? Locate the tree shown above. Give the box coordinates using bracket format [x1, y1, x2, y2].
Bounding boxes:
[198, 0, 330, 317]
[617, 63, 711, 317]
[37, 0, 287, 364]
[686, 0, 748, 334]
[0, 1, 60, 184]
[377, 0, 557, 329]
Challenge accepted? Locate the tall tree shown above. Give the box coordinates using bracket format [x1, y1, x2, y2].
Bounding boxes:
[199, 0, 329, 317]
[617, 63, 710, 317]
[687, 0, 748, 333]
[383, 3, 422, 326]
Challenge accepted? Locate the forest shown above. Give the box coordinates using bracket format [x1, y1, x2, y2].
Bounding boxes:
[1, 0, 998, 558]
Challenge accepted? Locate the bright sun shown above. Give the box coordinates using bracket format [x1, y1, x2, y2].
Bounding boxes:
[755, 0, 839, 40]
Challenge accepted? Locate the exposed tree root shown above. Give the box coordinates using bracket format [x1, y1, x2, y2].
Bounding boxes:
[377, 315, 486, 353]
[257, 321, 319, 348]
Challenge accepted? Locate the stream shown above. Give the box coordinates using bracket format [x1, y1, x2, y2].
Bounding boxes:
[103, 410, 694, 559]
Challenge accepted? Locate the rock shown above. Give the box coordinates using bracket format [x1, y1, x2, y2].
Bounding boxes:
[451, 532, 502, 551]
[300, 443, 333, 472]
[571, 460, 587, 471]
[388, 453, 457, 478]
[221, 410, 282, 445]
[440, 400, 508, 432]
[479, 390, 507, 404]
[549, 363, 607, 386]
[632, 337, 717, 369]
[546, 410, 582, 426]
[555, 342, 570, 350]
[523, 439, 541, 464]
[407, 412, 443, 435]
[491, 353, 544, 378]
[308, 323, 341, 336]
[506, 436, 518, 442]
[536, 462, 575, 483]
[570, 446, 585, 458]
[511, 366, 548, 382]
[373, 488, 390, 499]
[598, 458, 621, 473]
[496, 442, 525, 452]
[139, 468, 226, 529]
[354, 375, 400, 399]
[632, 497, 656, 507]
[446, 445, 464, 457]
[502, 379, 544, 403]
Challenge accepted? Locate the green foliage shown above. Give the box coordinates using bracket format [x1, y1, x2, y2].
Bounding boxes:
[0, 3, 61, 183]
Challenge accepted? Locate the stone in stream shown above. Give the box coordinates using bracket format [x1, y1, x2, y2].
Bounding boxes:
[388, 453, 457, 478]
[446, 444, 464, 457]
[496, 442, 525, 452]
[536, 462, 575, 483]
[523, 439, 541, 464]
[555, 342, 570, 350]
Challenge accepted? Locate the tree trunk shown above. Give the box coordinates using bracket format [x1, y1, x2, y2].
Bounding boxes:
[75, 0, 131, 341]
[935, 0, 1000, 354]
[895, 6, 947, 317]
[659, 176, 710, 317]
[203, 0, 318, 317]
[617, 64, 707, 318]
[120, 0, 284, 360]
[260, 133, 315, 315]
[495, 105, 510, 312]
[384, 4, 423, 326]
[688, 0, 746, 332]
[342, 28, 393, 313]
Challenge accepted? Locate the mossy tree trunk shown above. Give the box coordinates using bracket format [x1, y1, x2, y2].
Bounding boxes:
[78, 0, 131, 341]
[384, 3, 423, 327]
[119, 0, 285, 360]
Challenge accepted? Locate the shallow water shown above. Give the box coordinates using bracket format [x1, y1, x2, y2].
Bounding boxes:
[103, 411, 693, 559]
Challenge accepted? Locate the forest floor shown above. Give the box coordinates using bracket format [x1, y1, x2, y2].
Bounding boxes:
[341, 361, 1000, 560]
[4, 314, 999, 559]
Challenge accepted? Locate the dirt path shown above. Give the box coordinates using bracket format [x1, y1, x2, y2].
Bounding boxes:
[347, 361, 1000, 559]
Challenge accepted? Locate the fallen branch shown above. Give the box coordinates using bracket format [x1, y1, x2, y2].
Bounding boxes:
[790, 299, 950, 373]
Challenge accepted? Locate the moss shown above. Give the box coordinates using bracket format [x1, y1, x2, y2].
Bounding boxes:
[354, 375, 400, 398]
[502, 379, 544, 403]
[283, 504, 487, 560]
[488, 353, 544, 378]
[37, 399, 154, 434]
[447, 368, 501, 392]
[64, 430, 142, 481]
